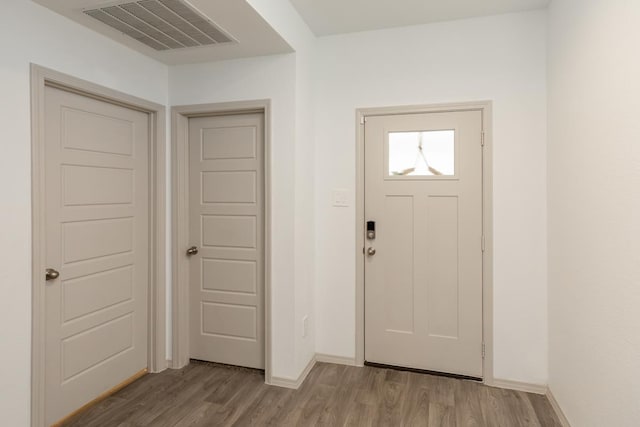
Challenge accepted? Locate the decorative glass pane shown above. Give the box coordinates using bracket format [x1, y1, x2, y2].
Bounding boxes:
[388, 130, 455, 176]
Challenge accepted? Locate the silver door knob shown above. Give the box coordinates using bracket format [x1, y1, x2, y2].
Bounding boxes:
[186, 246, 199, 256]
[45, 268, 60, 281]
[367, 247, 376, 256]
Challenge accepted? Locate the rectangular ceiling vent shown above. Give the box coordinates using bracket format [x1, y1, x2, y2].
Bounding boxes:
[84, 0, 235, 51]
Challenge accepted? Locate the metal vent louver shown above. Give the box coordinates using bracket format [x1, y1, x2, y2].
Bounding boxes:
[84, 0, 234, 51]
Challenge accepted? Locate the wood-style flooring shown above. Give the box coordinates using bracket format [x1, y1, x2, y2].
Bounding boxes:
[63, 361, 562, 426]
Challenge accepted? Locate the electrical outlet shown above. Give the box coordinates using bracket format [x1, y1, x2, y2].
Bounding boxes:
[302, 315, 308, 338]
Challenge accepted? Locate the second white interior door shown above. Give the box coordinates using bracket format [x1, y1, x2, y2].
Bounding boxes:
[188, 113, 265, 369]
[364, 110, 484, 378]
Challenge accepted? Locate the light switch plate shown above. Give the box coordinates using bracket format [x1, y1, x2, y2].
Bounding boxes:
[332, 189, 349, 207]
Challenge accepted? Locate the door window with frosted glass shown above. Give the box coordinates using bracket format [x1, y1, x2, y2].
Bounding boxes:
[387, 130, 456, 178]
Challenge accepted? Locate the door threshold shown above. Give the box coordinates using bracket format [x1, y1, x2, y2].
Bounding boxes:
[190, 359, 265, 374]
[364, 361, 482, 382]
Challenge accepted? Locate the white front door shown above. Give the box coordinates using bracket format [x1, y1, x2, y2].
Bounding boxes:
[44, 86, 149, 425]
[364, 110, 483, 378]
[188, 113, 265, 369]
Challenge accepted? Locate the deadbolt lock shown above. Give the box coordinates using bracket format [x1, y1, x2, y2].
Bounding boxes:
[367, 221, 376, 240]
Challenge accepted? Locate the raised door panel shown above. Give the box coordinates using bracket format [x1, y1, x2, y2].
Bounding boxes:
[201, 303, 257, 339]
[202, 126, 257, 159]
[202, 259, 257, 294]
[425, 196, 460, 339]
[63, 165, 134, 206]
[62, 314, 134, 380]
[382, 195, 415, 335]
[62, 218, 133, 263]
[62, 107, 134, 156]
[202, 171, 256, 203]
[62, 266, 133, 322]
[202, 215, 257, 249]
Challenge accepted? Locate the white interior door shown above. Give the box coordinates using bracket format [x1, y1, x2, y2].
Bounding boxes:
[364, 110, 483, 378]
[44, 86, 149, 425]
[188, 113, 265, 369]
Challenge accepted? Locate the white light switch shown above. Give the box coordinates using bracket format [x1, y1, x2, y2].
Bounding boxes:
[332, 189, 349, 207]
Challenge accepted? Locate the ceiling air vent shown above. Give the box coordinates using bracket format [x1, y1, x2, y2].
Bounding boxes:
[84, 0, 235, 51]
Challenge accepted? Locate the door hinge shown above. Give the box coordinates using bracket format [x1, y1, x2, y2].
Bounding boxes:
[481, 131, 485, 146]
[482, 342, 486, 358]
[360, 116, 366, 125]
[481, 235, 485, 252]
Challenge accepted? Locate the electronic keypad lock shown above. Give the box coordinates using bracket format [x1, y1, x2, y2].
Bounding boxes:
[367, 221, 376, 240]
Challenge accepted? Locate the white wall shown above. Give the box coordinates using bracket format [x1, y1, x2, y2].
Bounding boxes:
[547, 0, 640, 425]
[313, 11, 549, 384]
[292, 45, 318, 375]
[248, 0, 318, 375]
[0, 1, 168, 425]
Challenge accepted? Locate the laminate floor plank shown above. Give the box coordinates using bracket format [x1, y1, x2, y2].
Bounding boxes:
[296, 383, 335, 426]
[63, 396, 128, 427]
[507, 391, 543, 427]
[145, 366, 221, 427]
[315, 365, 366, 427]
[268, 363, 330, 426]
[528, 393, 564, 427]
[428, 402, 456, 427]
[231, 383, 289, 426]
[343, 402, 375, 427]
[131, 365, 215, 426]
[477, 385, 509, 427]
[61, 361, 562, 427]
[455, 379, 487, 427]
[372, 374, 407, 427]
[401, 374, 430, 427]
[198, 369, 266, 427]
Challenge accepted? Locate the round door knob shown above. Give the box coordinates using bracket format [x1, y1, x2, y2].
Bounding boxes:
[186, 246, 199, 256]
[45, 268, 60, 281]
[367, 247, 376, 256]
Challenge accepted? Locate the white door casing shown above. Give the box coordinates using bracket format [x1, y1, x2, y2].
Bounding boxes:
[43, 86, 150, 425]
[364, 110, 484, 378]
[188, 113, 265, 369]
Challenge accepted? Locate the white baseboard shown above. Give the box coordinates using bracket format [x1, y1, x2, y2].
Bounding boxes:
[490, 378, 548, 395]
[268, 355, 316, 389]
[169, 358, 188, 370]
[315, 353, 357, 366]
[267, 352, 359, 389]
[546, 387, 571, 427]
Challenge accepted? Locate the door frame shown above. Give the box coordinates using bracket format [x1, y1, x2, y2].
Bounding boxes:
[170, 100, 272, 384]
[355, 101, 494, 385]
[30, 65, 167, 426]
